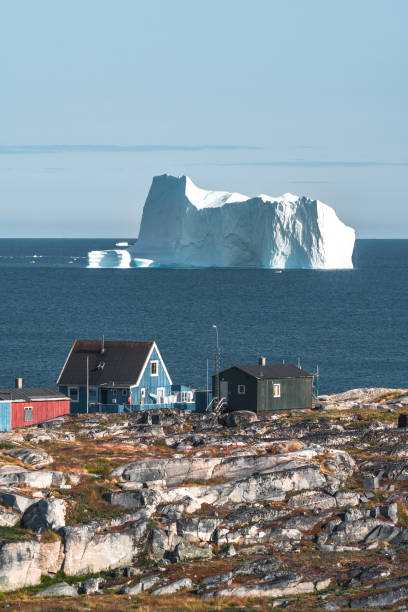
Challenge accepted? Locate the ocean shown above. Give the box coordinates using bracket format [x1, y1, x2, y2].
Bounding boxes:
[0, 238, 407, 394]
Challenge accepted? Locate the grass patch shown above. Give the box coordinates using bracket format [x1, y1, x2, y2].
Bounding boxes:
[66, 483, 126, 525]
[84, 457, 112, 479]
[0, 526, 33, 542]
[397, 500, 408, 529]
[40, 529, 62, 543]
[0, 442, 15, 450]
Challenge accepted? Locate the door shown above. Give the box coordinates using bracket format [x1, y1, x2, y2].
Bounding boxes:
[220, 381, 228, 400]
[100, 389, 108, 405]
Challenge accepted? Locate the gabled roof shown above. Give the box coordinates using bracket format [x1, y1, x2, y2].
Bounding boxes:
[57, 340, 157, 387]
[230, 364, 313, 380]
[0, 387, 68, 402]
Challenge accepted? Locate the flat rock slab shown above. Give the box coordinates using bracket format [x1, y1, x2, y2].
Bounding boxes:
[152, 577, 193, 595]
[36, 582, 78, 597]
[6, 449, 53, 467]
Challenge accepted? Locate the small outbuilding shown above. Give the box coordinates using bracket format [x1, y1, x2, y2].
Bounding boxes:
[0, 381, 70, 431]
[214, 357, 314, 413]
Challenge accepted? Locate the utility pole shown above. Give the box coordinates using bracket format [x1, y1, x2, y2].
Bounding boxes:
[314, 364, 320, 398]
[212, 325, 220, 403]
[206, 359, 209, 408]
[86, 355, 89, 414]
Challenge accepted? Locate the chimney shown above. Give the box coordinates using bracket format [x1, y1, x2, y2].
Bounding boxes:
[259, 356, 266, 367]
[101, 335, 106, 354]
[15, 378, 23, 389]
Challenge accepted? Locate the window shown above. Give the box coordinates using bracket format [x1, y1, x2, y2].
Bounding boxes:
[68, 387, 79, 402]
[273, 383, 281, 398]
[24, 406, 33, 422]
[157, 387, 165, 401]
[238, 384, 246, 395]
[150, 360, 158, 376]
[112, 389, 117, 396]
[181, 391, 191, 402]
[140, 388, 146, 399]
[89, 388, 97, 403]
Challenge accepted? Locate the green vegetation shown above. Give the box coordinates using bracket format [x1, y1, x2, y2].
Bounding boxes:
[84, 457, 112, 479]
[0, 526, 33, 542]
[0, 442, 15, 450]
[66, 484, 125, 525]
[40, 530, 62, 543]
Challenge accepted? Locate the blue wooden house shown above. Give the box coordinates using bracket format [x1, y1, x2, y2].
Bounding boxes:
[57, 339, 173, 413]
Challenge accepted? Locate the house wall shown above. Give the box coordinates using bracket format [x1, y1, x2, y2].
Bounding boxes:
[214, 368, 258, 413]
[11, 400, 70, 428]
[0, 402, 11, 431]
[195, 390, 212, 413]
[59, 385, 130, 413]
[130, 346, 171, 404]
[257, 377, 313, 411]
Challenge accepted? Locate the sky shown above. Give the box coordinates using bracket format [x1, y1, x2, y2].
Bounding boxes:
[0, 0, 407, 238]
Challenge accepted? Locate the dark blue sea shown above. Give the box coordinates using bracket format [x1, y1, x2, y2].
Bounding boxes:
[0, 238, 407, 394]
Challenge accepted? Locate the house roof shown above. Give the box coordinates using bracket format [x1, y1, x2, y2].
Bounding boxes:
[0, 387, 69, 402]
[57, 340, 155, 387]
[232, 364, 313, 380]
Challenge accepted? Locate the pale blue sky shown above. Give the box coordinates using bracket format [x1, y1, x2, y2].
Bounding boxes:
[1, 0, 407, 237]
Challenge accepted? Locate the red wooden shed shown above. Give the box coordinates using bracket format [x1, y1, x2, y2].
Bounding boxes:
[0, 385, 70, 429]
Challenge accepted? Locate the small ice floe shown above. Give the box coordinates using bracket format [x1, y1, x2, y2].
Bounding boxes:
[133, 258, 154, 268]
[87, 249, 132, 268]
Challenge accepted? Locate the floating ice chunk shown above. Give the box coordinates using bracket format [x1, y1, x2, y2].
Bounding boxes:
[132, 257, 154, 268]
[87, 249, 132, 269]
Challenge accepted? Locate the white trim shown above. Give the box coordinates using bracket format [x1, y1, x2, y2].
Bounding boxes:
[157, 387, 165, 400]
[273, 383, 281, 398]
[56, 339, 77, 385]
[238, 384, 246, 395]
[68, 386, 79, 402]
[150, 360, 159, 376]
[135, 343, 155, 387]
[152, 342, 173, 385]
[140, 387, 146, 399]
[135, 341, 173, 387]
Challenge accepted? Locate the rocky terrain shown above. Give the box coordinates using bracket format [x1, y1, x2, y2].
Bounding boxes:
[0, 388, 408, 610]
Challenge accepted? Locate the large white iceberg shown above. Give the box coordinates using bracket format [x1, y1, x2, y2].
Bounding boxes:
[87, 174, 355, 269]
[128, 174, 355, 269]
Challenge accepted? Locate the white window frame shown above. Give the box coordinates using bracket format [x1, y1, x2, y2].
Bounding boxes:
[68, 386, 79, 402]
[140, 388, 146, 399]
[238, 384, 246, 395]
[157, 387, 165, 401]
[273, 383, 281, 398]
[24, 406, 34, 422]
[150, 360, 158, 376]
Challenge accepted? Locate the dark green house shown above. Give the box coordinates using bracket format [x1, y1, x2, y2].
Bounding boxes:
[214, 358, 313, 413]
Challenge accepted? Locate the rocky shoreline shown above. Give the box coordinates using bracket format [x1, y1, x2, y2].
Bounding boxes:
[0, 387, 408, 610]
